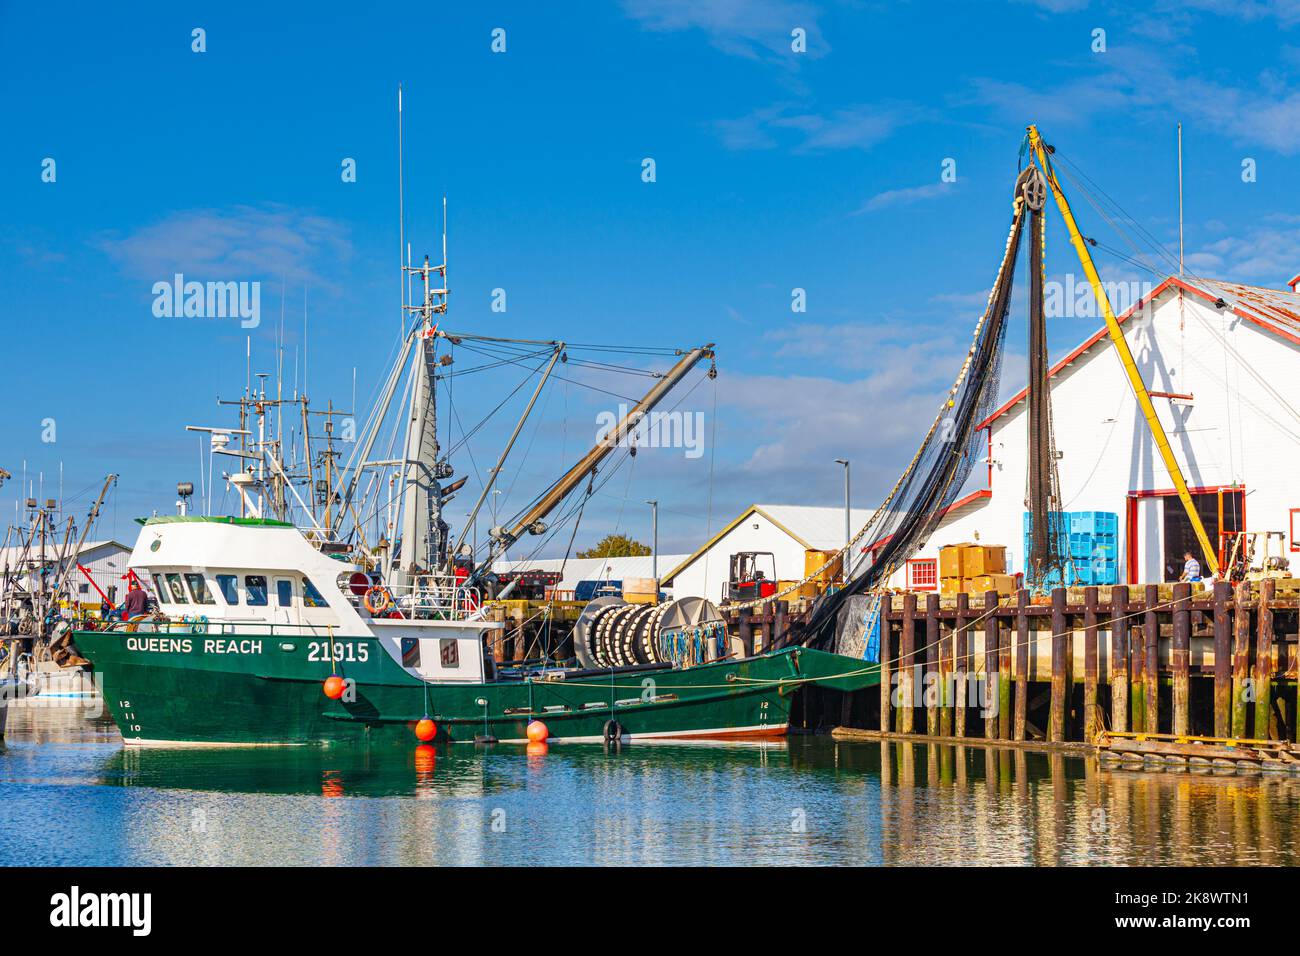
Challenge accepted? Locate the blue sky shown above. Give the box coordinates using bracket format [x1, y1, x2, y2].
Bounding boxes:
[3, 0, 1300, 555]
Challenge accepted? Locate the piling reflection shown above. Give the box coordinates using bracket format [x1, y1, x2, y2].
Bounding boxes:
[868, 738, 1300, 865]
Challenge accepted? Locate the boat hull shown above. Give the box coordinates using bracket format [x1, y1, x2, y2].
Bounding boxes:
[73, 629, 876, 746]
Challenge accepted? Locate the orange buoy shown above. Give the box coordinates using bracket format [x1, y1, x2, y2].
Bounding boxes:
[526, 740, 549, 757]
[526, 720, 549, 743]
[415, 718, 437, 742]
[322, 675, 347, 699]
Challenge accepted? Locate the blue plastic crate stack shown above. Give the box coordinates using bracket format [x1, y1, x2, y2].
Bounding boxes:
[1023, 511, 1119, 587]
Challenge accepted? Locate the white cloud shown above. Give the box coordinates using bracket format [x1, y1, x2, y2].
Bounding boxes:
[623, 0, 826, 61]
[855, 182, 954, 213]
[1184, 217, 1300, 284]
[97, 205, 353, 289]
[713, 103, 916, 152]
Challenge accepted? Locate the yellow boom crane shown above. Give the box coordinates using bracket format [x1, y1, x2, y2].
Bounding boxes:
[1026, 125, 1219, 575]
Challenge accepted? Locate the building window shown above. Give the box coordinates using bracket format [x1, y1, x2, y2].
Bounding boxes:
[1292, 509, 1300, 553]
[907, 558, 938, 591]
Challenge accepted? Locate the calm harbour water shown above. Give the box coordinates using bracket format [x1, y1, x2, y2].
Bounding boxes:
[1, 701, 1296, 866]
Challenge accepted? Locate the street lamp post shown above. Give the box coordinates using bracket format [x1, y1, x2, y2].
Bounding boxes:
[646, 499, 659, 583]
[834, 459, 850, 580]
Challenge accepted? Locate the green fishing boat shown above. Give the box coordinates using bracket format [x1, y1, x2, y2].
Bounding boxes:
[73, 518, 874, 746]
[71, 248, 875, 747]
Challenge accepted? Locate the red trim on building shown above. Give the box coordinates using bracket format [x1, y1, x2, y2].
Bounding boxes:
[978, 276, 1300, 431]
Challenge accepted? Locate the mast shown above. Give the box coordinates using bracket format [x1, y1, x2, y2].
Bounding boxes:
[397, 228, 449, 573]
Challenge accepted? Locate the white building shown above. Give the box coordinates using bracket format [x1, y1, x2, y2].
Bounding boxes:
[662, 504, 873, 603]
[882, 274, 1300, 590]
[0, 539, 134, 604]
[492, 553, 690, 593]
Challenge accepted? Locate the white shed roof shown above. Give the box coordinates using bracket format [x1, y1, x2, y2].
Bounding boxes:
[0, 538, 131, 568]
[493, 554, 690, 591]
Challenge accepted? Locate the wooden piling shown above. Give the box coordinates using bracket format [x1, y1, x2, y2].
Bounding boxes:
[984, 589, 999, 740]
[1255, 578, 1275, 741]
[1144, 584, 1160, 735]
[1171, 581, 1191, 737]
[773, 600, 789, 648]
[997, 592, 1012, 740]
[900, 592, 916, 735]
[939, 602, 954, 738]
[879, 595, 893, 734]
[738, 607, 754, 658]
[1110, 584, 1129, 733]
[1049, 587, 1067, 742]
[1083, 586, 1099, 744]
[1232, 581, 1251, 739]
[1014, 588, 1029, 741]
[1130, 590, 1145, 734]
[954, 591, 969, 738]
[1213, 581, 1231, 739]
[925, 593, 939, 736]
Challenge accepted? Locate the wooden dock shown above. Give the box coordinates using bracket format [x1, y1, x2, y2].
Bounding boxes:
[744, 578, 1300, 758]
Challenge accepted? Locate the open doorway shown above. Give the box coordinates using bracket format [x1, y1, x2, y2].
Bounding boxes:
[1160, 489, 1243, 580]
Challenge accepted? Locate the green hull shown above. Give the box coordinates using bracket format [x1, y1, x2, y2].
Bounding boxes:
[73, 629, 877, 746]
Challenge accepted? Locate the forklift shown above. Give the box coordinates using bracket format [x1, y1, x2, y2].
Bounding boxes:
[728, 552, 777, 602]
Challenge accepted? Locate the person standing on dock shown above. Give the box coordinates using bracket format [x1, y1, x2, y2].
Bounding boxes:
[1180, 551, 1202, 583]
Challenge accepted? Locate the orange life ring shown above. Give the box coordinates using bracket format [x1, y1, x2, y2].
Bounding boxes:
[364, 586, 393, 615]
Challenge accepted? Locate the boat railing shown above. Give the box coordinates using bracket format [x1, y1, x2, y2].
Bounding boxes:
[381, 573, 482, 621]
[96, 617, 342, 638]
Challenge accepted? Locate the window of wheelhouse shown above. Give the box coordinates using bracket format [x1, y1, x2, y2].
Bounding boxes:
[184, 573, 216, 605]
[152, 573, 171, 605]
[302, 578, 328, 608]
[245, 575, 269, 606]
[276, 579, 294, 607]
[215, 574, 239, 604]
[164, 573, 188, 604]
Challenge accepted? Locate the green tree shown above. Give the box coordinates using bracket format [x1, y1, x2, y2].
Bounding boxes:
[577, 533, 651, 559]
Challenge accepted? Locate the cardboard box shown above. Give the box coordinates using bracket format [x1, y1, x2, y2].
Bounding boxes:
[968, 573, 1017, 594]
[939, 545, 970, 579]
[940, 577, 970, 595]
[962, 545, 1007, 576]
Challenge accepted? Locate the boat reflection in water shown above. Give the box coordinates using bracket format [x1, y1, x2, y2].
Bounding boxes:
[6, 702, 1298, 866]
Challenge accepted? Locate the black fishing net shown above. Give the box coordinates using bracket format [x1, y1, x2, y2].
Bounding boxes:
[1023, 188, 1069, 588]
[805, 167, 1044, 653]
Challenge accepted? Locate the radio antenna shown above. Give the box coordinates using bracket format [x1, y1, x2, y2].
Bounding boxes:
[397, 83, 406, 339]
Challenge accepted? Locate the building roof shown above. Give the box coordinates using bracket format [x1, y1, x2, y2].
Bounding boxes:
[659, 503, 875, 585]
[979, 275, 1300, 429]
[492, 554, 690, 592]
[0, 539, 132, 569]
